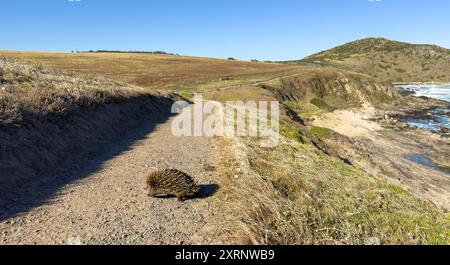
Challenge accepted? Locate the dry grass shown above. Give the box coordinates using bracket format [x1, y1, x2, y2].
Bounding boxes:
[299, 38, 450, 83]
[203, 78, 447, 245]
[3, 50, 448, 245]
[1, 57, 171, 199]
[199, 68, 448, 245]
[0, 58, 152, 127]
[0, 51, 304, 91]
[217, 133, 449, 245]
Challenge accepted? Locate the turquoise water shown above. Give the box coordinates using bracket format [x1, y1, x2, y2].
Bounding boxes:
[396, 84, 450, 131]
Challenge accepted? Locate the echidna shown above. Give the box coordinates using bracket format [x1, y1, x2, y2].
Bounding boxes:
[146, 169, 200, 201]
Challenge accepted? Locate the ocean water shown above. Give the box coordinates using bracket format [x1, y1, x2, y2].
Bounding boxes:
[395, 84, 450, 131]
[398, 84, 450, 102]
[405, 154, 450, 175]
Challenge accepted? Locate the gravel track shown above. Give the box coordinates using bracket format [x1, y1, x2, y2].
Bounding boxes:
[0, 109, 220, 245]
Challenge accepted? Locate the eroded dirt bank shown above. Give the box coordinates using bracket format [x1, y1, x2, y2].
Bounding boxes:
[0, 105, 222, 245]
[0, 95, 172, 204]
[259, 72, 450, 211]
[312, 101, 450, 211]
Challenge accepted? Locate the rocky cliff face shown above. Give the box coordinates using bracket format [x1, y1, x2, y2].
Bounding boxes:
[261, 69, 398, 108]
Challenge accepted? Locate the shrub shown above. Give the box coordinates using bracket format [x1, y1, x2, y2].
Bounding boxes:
[0, 58, 144, 127]
[310, 98, 334, 111]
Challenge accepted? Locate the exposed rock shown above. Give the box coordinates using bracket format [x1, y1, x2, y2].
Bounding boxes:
[260, 68, 398, 109]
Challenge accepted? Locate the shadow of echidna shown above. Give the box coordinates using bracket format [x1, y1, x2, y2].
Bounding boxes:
[145, 169, 219, 201]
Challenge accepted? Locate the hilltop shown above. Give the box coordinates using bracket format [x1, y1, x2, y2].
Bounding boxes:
[297, 38, 450, 83]
[1, 50, 449, 245]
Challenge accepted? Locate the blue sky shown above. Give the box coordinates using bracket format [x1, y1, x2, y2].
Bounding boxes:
[1, 0, 449, 60]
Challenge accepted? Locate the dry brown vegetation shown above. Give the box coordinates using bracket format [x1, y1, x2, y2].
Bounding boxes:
[297, 38, 450, 83]
[0, 51, 303, 90]
[0, 57, 171, 198]
[0, 58, 159, 127]
[217, 134, 449, 245]
[210, 78, 448, 245]
[2, 45, 449, 245]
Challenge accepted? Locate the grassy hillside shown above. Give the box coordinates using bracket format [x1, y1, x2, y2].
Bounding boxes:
[2, 50, 448, 245]
[218, 135, 449, 245]
[295, 38, 450, 83]
[0, 50, 304, 92]
[208, 69, 448, 245]
[0, 58, 156, 127]
[0, 58, 170, 194]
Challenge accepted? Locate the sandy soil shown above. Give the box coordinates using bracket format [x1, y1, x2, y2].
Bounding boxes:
[313, 108, 450, 211]
[313, 109, 382, 137]
[0, 107, 221, 245]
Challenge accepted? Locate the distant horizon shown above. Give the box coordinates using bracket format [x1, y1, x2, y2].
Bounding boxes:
[2, 0, 450, 61]
[2, 36, 448, 62]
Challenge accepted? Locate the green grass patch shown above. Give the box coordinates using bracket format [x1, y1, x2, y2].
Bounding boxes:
[378, 64, 392, 70]
[323, 95, 361, 110]
[285, 101, 329, 120]
[395, 68, 407, 73]
[223, 133, 450, 244]
[310, 98, 334, 111]
[310, 126, 334, 138]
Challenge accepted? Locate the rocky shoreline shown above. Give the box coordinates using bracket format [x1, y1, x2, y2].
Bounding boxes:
[380, 95, 450, 137]
[310, 94, 450, 211]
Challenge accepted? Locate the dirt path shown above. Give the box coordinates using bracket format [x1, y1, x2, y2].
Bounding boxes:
[0, 72, 295, 245]
[215, 73, 302, 92]
[0, 109, 220, 245]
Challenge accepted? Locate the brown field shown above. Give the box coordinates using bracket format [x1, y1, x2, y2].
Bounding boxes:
[0, 50, 305, 92]
[2, 48, 448, 245]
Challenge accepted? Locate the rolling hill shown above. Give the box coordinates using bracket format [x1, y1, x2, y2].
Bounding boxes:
[1, 47, 449, 245]
[0, 50, 304, 92]
[298, 38, 450, 83]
